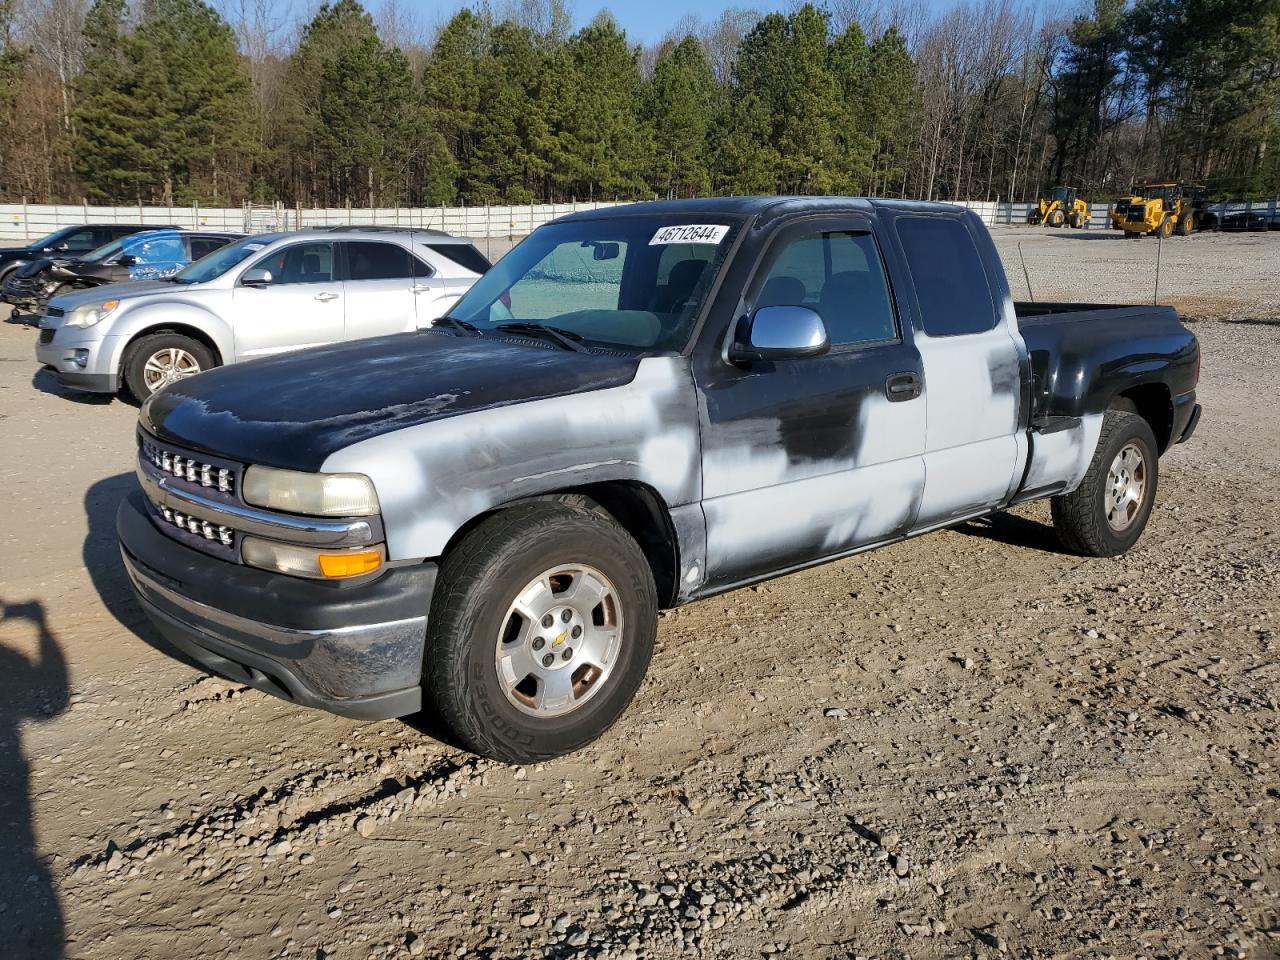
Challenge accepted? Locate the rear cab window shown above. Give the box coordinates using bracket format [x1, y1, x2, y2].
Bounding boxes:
[896, 217, 997, 336]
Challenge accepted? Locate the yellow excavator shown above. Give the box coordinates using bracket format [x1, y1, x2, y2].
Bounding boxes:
[1028, 185, 1090, 228]
[1110, 181, 1206, 238]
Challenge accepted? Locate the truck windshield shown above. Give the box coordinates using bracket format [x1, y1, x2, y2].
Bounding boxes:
[447, 216, 740, 352]
[170, 236, 266, 284]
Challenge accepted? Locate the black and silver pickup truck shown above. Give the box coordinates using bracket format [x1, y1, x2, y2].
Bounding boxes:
[117, 197, 1200, 763]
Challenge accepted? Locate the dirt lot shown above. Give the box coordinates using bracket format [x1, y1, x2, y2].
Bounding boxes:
[0, 226, 1277, 960]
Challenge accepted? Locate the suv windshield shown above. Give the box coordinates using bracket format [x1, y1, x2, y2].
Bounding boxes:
[84, 238, 125, 262]
[171, 236, 268, 284]
[447, 216, 740, 352]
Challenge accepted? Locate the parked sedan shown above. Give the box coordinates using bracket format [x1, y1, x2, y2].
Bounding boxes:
[4, 229, 242, 315]
[0, 224, 158, 291]
[36, 228, 489, 400]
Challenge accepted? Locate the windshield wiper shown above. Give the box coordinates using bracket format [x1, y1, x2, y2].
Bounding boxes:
[431, 316, 485, 336]
[495, 321, 585, 352]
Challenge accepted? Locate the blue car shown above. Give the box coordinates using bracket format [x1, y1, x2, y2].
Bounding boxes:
[4, 229, 243, 315]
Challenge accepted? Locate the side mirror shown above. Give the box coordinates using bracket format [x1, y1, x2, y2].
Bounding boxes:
[117, 254, 138, 267]
[729, 305, 830, 364]
[55, 243, 70, 252]
[241, 267, 273, 287]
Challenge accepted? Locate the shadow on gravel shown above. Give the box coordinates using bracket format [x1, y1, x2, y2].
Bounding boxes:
[1225, 317, 1280, 327]
[1041, 232, 1128, 240]
[82, 473, 202, 673]
[957, 512, 1073, 555]
[0, 599, 68, 959]
[30, 369, 114, 405]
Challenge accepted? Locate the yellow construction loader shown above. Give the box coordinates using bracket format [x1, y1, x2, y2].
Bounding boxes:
[1110, 181, 1206, 238]
[1028, 185, 1090, 228]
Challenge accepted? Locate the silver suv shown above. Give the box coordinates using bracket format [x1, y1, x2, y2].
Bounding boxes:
[35, 228, 489, 400]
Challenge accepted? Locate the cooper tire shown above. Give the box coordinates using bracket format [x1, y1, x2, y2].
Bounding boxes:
[424, 500, 658, 764]
[1051, 410, 1159, 557]
[121, 332, 214, 401]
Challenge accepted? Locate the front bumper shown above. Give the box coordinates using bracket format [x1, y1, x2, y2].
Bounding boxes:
[118, 490, 434, 720]
[35, 326, 120, 392]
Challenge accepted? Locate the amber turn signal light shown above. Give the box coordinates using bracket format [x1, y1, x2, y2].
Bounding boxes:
[317, 549, 384, 579]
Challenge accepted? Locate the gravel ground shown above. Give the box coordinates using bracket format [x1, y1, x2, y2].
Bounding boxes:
[0, 226, 1277, 960]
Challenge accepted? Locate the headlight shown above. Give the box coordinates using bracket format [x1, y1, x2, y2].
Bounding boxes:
[64, 299, 119, 328]
[242, 537, 384, 579]
[242, 465, 380, 517]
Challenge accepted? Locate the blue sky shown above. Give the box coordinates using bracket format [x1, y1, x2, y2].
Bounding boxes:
[405, 0, 964, 44]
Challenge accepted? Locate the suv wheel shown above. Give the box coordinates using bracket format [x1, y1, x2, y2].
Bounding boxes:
[424, 500, 658, 763]
[122, 333, 214, 400]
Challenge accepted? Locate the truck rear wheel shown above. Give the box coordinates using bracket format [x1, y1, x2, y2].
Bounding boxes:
[1051, 410, 1159, 557]
[424, 500, 658, 764]
[1175, 214, 1193, 236]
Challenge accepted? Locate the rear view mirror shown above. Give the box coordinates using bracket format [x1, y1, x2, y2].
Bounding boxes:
[729, 305, 830, 364]
[241, 267, 273, 287]
[584, 241, 620, 261]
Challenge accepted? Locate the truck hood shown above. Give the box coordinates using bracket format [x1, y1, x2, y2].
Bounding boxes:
[142, 333, 643, 472]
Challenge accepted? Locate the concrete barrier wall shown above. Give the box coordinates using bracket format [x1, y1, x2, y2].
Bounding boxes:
[2, 197, 1275, 242]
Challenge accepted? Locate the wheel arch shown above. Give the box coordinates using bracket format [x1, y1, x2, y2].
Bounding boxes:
[439, 481, 683, 609]
[1109, 383, 1173, 452]
[118, 319, 227, 372]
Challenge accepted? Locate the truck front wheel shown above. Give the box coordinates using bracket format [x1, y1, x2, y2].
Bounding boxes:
[424, 500, 658, 763]
[1051, 410, 1159, 557]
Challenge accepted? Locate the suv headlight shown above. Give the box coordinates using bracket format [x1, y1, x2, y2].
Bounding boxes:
[65, 299, 119, 328]
[242, 465, 380, 517]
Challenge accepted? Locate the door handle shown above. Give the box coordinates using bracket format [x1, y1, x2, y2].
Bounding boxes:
[885, 372, 921, 402]
[314, 292, 339, 302]
[411, 284, 432, 294]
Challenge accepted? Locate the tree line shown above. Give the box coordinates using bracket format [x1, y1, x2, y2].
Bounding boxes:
[0, 0, 1276, 208]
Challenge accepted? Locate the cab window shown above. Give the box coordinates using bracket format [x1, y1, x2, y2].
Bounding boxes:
[754, 230, 897, 346]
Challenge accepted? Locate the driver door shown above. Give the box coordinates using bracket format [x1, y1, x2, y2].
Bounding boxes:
[695, 217, 927, 588]
[231, 241, 345, 359]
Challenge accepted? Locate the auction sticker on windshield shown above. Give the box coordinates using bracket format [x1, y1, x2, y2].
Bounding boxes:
[650, 225, 729, 245]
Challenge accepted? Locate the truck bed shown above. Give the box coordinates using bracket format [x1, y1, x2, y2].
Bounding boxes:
[1012, 300, 1199, 444]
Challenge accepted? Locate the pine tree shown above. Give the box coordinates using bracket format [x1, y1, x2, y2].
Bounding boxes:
[647, 36, 715, 199]
[72, 0, 140, 199]
[421, 8, 487, 194]
[828, 21, 875, 193]
[863, 26, 918, 196]
[550, 14, 648, 201]
[466, 21, 548, 202]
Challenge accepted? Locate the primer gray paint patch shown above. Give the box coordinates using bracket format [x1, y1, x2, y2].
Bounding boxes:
[321, 357, 703, 563]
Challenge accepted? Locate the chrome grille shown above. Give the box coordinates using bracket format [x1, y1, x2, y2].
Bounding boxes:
[141, 438, 235, 495]
[157, 504, 235, 546]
